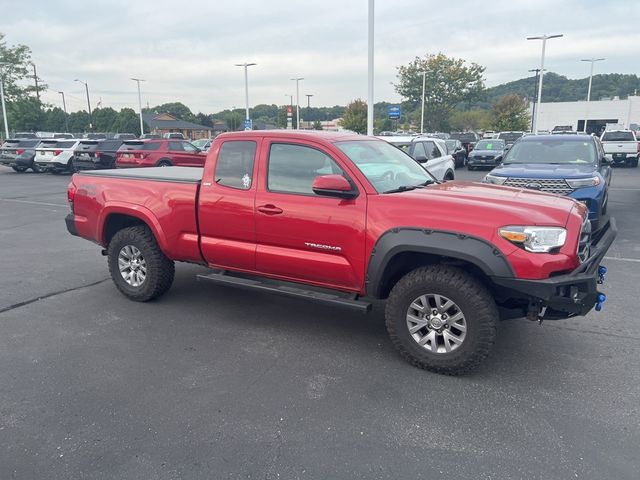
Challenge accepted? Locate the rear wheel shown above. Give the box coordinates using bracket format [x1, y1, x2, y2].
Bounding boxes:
[107, 225, 175, 302]
[157, 159, 172, 167]
[385, 265, 497, 375]
[12, 166, 28, 173]
[444, 170, 454, 181]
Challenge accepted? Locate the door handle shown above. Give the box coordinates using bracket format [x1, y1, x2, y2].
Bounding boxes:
[257, 204, 283, 215]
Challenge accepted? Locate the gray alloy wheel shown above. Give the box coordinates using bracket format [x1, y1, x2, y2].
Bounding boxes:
[118, 245, 147, 287]
[406, 293, 467, 354]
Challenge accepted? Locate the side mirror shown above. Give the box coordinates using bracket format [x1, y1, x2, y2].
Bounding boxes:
[414, 154, 428, 162]
[312, 174, 358, 199]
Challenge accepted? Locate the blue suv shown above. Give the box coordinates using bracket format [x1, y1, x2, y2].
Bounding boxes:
[483, 134, 612, 229]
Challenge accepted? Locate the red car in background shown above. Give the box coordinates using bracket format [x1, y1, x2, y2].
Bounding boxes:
[115, 139, 205, 168]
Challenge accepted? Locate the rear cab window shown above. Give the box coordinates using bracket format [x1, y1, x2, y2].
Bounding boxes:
[601, 131, 635, 142]
[214, 141, 257, 190]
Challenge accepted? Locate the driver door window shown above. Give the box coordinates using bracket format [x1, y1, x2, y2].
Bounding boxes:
[424, 141, 441, 159]
[412, 142, 427, 162]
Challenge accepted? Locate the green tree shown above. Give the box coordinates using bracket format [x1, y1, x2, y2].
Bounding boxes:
[44, 107, 68, 132]
[92, 107, 118, 132]
[449, 109, 493, 132]
[148, 102, 196, 123]
[312, 120, 323, 130]
[491, 94, 530, 131]
[395, 53, 485, 131]
[374, 118, 394, 134]
[7, 97, 44, 132]
[112, 108, 141, 135]
[68, 111, 90, 133]
[195, 112, 213, 127]
[338, 99, 367, 134]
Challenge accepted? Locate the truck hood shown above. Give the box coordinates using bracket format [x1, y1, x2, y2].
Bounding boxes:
[368, 182, 582, 242]
[490, 162, 597, 178]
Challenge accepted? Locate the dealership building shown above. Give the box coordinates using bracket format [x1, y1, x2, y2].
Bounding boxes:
[533, 95, 640, 134]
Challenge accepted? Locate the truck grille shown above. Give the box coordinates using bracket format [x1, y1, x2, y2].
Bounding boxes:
[503, 177, 574, 195]
[577, 217, 591, 263]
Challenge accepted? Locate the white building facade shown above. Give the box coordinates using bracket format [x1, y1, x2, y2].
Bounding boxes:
[532, 96, 640, 134]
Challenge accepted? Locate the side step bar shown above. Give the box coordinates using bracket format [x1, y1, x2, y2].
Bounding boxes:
[197, 272, 372, 313]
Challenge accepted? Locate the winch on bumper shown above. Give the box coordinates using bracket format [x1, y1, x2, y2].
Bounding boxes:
[491, 218, 617, 320]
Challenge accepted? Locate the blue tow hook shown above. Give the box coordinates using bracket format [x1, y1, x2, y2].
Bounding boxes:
[595, 293, 607, 312]
[597, 265, 607, 284]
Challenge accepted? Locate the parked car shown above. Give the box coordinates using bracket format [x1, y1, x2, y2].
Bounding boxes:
[34, 139, 82, 173]
[86, 133, 107, 140]
[378, 136, 455, 181]
[65, 130, 616, 375]
[483, 134, 612, 230]
[497, 131, 525, 146]
[140, 133, 161, 139]
[552, 125, 576, 134]
[192, 138, 213, 152]
[73, 139, 127, 170]
[449, 132, 479, 154]
[163, 132, 185, 139]
[13, 132, 38, 139]
[599, 129, 638, 167]
[0, 138, 44, 172]
[115, 139, 205, 168]
[466, 139, 507, 170]
[444, 139, 467, 168]
[114, 133, 137, 140]
[53, 133, 74, 139]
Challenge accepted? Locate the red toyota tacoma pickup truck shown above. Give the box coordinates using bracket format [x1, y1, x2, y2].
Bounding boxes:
[66, 131, 616, 374]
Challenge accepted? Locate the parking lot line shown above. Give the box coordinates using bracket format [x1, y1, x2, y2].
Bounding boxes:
[0, 198, 67, 208]
[604, 256, 640, 263]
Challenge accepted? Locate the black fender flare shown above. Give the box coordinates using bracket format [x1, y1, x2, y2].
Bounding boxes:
[365, 228, 514, 298]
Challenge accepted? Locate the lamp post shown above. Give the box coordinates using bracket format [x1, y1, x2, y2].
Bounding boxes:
[58, 91, 69, 133]
[420, 71, 427, 134]
[367, 0, 374, 136]
[528, 68, 542, 132]
[131, 78, 146, 135]
[526, 34, 563, 133]
[290, 77, 304, 129]
[581, 58, 605, 133]
[74, 79, 93, 130]
[0, 62, 9, 139]
[234, 62, 257, 129]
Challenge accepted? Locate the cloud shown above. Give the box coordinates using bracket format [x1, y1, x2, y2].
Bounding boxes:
[2, 0, 639, 113]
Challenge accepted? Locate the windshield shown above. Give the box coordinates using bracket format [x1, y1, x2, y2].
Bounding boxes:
[498, 132, 524, 142]
[336, 140, 435, 193]
[192, 139, 209, 148]
[503, 139, 597, 165]
[445, 140, 457, 150]
[602, 131, 635, 141]
[474, 140, 504, 150]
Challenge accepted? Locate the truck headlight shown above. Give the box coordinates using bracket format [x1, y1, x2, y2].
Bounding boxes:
[483, 174, 507, 185]
[566, 176, 600, 188]
[499, 226, 567, 253]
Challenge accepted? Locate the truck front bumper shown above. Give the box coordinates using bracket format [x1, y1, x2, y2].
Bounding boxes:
[491, 217, 617, 319]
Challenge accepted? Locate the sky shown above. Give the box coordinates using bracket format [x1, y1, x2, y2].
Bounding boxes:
[1, 0, 639, 114]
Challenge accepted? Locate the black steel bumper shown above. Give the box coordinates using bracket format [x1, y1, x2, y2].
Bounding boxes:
[65, 213, 79, 237]
[491, 217, 617, 319]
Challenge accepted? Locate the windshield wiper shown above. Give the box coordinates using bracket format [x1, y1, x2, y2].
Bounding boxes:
[382, 181, 431, 194]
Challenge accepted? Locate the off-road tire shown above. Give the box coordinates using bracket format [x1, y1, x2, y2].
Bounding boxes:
[12, 166, 28, 172]
[385, 265, 497, 375]
[107, 225, 175, 302]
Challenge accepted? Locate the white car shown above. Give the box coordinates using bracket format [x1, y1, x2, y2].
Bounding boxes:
[376, 135, 456, 181]
[34, 139, 82, 173]
[600, 129, 638, 168]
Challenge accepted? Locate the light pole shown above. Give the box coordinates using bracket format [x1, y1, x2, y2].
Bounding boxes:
[291, 77, 304, 129]
[0, 62, 9, 139]
[581, 58, 605, 133]
[58, 91, 69, 133]
[305, 94, 313, 109]
[528, 68, 542, 132]
[285, 94, 293, 130]
[131, 78, 146, 135]
[74, 79, 93, 130]
[235, 62, 257, 129]
[527, 34, 563, 133]
[420, 71, 426, 134]
[367, 0, 374, 136]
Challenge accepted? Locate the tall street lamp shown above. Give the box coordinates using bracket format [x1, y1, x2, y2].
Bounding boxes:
[305, 94, 313, 109]
[581, 58, 605, 133]
[367, 0, 374, 136]
[235, 62, 257, 129]
[74, 78, 93, 130]
[291, 77, 304, 129]
[58, 91, 69, 133]
[420, 71, 427, 134]
[131, 78, 146, 135]
[526, 33, 563, 133]
[527, 68, 543, 132]
[0, 62, 9, 139]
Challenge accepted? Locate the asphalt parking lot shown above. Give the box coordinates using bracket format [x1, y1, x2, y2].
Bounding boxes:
[1, 165, 639, 479]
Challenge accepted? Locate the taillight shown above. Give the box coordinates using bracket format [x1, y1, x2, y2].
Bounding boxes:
[54, 149, 63, 156]
[95, 151, 101, 158]
[16, 149, 24, 155]
[637, 142, 640, 153]
[67, 182, 76, 212]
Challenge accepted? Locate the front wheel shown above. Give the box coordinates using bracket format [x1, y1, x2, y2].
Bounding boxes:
[157, 160, 172, 167]
[12, 166, 28, 173]
[107, 225, 175, 302]
[385, 265, 497, 375]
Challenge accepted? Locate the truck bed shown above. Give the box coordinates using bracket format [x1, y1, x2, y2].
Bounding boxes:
[79, 166, 203, 184]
